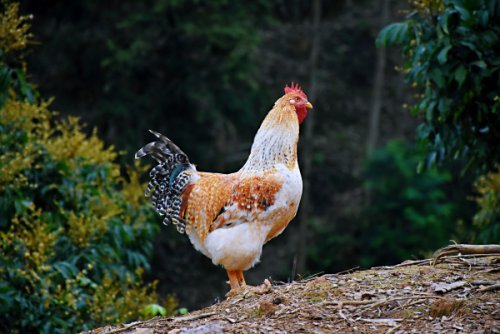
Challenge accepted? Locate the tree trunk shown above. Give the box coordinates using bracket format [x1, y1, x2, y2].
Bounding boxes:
[296, 0, 322, 276]
[366, 0, 390, 157]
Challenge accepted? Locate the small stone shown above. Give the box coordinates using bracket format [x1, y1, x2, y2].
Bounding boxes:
[273, 297, 283, 305]
[168, 329, 181, 334]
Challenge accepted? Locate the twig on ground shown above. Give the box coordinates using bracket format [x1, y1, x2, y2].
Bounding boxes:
[469, 281, 500, 286]
[360, 318, 402, 326]
[332, 266, 361, 276]
[432, 281, 468, 294]
[104, 311, 217, 333]
[338, 308, 353, 323]
[477, 266, 500, 274]
[321, 300, 374, 308]
[297, 271, 325, 282]
[478, 284, 500, 293]
[458, 257, 473, 271]
[387, 324, 402, 333]
[170, 312, 217, 322]
[433, 244, 500, 265]
[372, 259, 432, 269]
[374, 252, 499, 271]
[321, 294, 442, 315]
[105, 320, 149, 334]
[367, 295, 442, 310]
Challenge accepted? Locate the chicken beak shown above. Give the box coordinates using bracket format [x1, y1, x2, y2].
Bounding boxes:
[305, 102, 313, 109]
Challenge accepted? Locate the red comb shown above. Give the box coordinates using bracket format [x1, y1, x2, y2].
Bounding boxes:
[284, 82, 307, 99]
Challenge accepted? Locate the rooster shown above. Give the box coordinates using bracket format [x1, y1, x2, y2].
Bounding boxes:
[135, 83, 313, 291]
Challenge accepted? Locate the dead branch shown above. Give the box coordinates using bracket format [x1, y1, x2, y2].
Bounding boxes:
[331, 266, 361, 276]
[431, 281, 468, 294]
[371, 259, 432, 269]
[104, 320, 150, 334]
[360, 318, 402, 326]
[478, 284, 500, 293]
[321, 300, 375, 308]
[171, 312, 217, 322]
[322, 295, 442, 311]
[432, 244, 500, 265]
[367, 295, 442, 310]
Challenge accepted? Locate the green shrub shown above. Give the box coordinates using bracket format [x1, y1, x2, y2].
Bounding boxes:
[473, 171, 500, 243]
[306, 141, 475, 272]
[0, 3, 173, 333]
[359, 141, 474, 267]
[377, 0, 500, 174]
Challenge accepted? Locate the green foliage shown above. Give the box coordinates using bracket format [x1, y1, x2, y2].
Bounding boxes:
[473, 171, 500, 243]
[377, 0, 500, 174]
[0, 2, 32, 55]
[143, 303, 167, 317]
[0, 2, 35, 108]
[307, 141, 475, 272]
[178, 307, 189, 315]
[0, 3, 172, 333]
[359, 141, 474, 267]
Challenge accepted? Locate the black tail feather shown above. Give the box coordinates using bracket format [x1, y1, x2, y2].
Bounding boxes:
[135, 131, 193, 234]
[148, 130, 187, 155]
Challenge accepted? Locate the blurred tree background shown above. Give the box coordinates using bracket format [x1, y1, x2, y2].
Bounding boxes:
[1, 0, 497, 329]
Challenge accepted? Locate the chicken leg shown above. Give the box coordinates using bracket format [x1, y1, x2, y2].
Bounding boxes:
[227, 270, 246, 290]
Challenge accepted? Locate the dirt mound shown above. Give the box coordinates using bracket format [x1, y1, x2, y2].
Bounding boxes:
[89, 254, 499, 333]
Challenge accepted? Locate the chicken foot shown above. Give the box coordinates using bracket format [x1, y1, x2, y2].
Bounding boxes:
[227, 270, 246, 290]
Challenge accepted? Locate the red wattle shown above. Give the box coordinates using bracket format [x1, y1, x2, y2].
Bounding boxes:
[296, 107, 307, 124]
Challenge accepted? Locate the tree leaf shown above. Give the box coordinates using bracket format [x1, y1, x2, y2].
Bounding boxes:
[376, 22, 410, 47]
[430, 69, 445, 88]
[471, 60, 487, 69]
[427, 151, 437, 168]
[0, 67, 11, 108]
[143, 304, 167, 317]
[455, 5, 471, 22]
[437, 45, 452, 64]
[454, 65, 467, 86]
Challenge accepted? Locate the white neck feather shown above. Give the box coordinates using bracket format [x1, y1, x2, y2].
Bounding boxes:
[240, 104, 299, 172]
